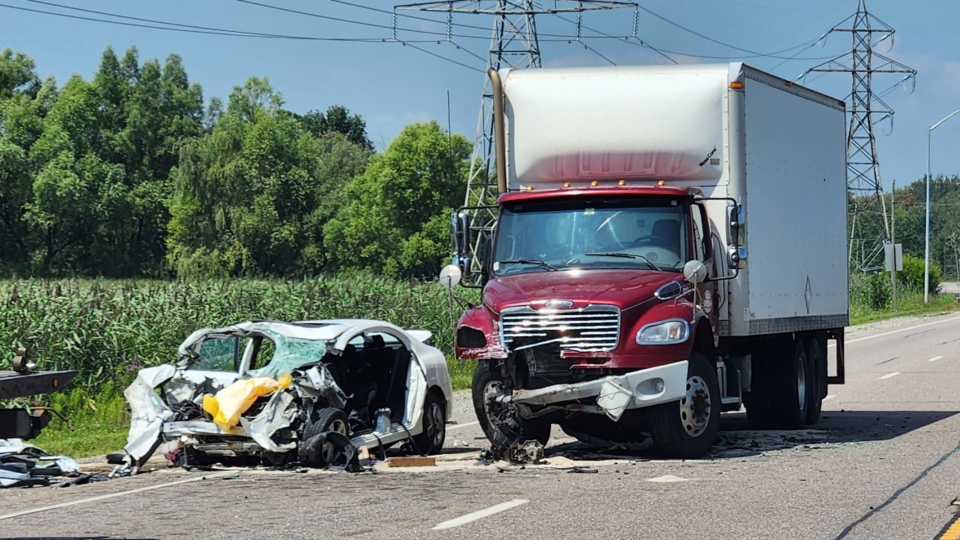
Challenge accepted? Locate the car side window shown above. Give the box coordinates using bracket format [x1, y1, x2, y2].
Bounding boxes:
[194, 337, 240, 372]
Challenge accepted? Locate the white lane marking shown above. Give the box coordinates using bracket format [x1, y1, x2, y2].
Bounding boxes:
[647, 475, 688, 483]
[929, 356, 945, 362]
[0, 472, 235, 521]
[878, 372, 901, 380]
[447, 421, 479, 431]
[432, 499, 529, 530]
[829, 315, 960, 348]
[824, 394, 837, 401]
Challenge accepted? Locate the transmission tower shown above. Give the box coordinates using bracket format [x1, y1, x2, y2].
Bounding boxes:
[395, 0, 636, 278]
[800, 0, 916, 271]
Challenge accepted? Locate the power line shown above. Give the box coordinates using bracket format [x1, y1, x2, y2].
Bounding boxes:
[579, 41, 617, 65]
[325, 0, 494, 32]
[634, 3, 840, 59]
[26, 0, 344, 39]
[236, 0, 494, 40]
[0, 2, 409, 41]
[398, 40, 485, 72]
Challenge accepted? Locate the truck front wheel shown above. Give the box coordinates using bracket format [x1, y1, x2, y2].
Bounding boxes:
[648, 353, 721, 459]
[472, 360, 550, 447]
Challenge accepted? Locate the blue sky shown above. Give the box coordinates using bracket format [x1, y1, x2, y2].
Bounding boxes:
[1, 0, 957, 190]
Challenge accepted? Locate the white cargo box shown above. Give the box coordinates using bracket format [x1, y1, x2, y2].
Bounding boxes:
[498, 64, 849, 336]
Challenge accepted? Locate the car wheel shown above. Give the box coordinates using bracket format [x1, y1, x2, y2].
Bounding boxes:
[648, 353, 721, 459]
[299, 408, 349, 467]
[412, 391, 447, 455]
[472, 360, 550, 447]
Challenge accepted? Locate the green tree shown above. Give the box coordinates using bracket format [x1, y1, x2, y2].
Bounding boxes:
[323, 121, 470, 278]
[168, 78, 369, 277]
[295, 105, 372, 150]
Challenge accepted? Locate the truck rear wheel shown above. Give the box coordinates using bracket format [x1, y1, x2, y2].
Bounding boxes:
[804, 335, 826, 425]
[772, 338, 812, 429]
[649, 353, 720, 459]
[744, 341, 776, 429]
[472, 360, 550, 447]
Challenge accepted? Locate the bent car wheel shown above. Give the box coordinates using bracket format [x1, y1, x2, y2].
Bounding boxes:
[412, 391, 447, 455]
[472, 361, 550, 447]
[649, 353, 721, 459]
[298, 408, 349, 467]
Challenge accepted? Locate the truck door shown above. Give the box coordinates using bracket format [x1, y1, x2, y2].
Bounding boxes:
[691, 202, 718, 329]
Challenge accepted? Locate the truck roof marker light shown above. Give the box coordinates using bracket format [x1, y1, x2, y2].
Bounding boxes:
[590, 180, 598, 187]
[618, 179, 626, 186]
[526, 185, 534, 191]
[730, 81, 743, 89]
[657, 179, 666, 186]
[563, 182, 571, 188]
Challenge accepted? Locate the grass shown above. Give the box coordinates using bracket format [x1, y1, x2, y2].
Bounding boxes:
[850, 292, 960, 325]
[7, 277, 958, 459]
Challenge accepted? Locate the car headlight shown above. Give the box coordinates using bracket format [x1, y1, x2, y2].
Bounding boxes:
[637, 319, 690, 345]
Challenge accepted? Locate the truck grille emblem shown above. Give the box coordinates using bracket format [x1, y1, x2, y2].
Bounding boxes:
[544, 300, 574, 308]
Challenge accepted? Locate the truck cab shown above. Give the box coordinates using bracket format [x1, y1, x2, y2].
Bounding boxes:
[442, 63, 848, 459]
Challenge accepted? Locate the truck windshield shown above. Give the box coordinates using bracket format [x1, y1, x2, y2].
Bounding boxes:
[492, 197, 688, 277]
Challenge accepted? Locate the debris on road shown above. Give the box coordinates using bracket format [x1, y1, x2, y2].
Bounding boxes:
[0, 438, 81, 488]
[387, 456, 437, 468]
[116, 320, 453, 475]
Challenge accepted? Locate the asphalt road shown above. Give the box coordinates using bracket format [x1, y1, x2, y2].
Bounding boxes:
[3, 312, 960, 540]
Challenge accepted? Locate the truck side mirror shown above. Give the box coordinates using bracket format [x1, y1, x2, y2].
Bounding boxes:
[450, 211, 472, 275]
[439, 264, 462, 289]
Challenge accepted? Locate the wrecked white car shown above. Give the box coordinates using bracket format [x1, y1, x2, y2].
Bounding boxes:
[119, 320, 453, 473]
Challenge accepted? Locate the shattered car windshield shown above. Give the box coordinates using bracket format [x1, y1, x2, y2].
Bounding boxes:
[247, 334, 327, 379]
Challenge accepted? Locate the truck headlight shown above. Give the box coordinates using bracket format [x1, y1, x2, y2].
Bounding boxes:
[637, 319, 690, 345]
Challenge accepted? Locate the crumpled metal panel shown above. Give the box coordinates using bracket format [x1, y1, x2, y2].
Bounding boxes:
[122, 364, 175, 462]
[294, 365, 347, 410]
[239, 391, 297, 452]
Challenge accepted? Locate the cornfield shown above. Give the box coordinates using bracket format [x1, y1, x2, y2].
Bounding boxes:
[0, 276, 468, 393]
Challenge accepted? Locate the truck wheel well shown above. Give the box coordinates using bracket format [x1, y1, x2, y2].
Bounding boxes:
[692, 319, 716, 363]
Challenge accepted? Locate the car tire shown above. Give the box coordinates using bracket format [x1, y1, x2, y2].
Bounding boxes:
[298, 407, 349, 467]
[472, 360, 550, 447]
[648, 353, 721, 459]
[412, 391, 447, 455]
[772, 338, 811, 429]
[804, 335, 826, 425]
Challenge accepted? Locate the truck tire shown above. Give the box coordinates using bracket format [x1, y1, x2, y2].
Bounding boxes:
[298, 407, 349, 467]
[649, 353, 721, 459]
[772, 338, 811, 429]
[472, 361, 550, 447]
[411, 391, 447, 455]
[744, 342, 776, 429]
[804, 334, 826, 425]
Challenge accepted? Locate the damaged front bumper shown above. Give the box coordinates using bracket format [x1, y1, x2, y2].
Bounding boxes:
[501, 361, 689, 421]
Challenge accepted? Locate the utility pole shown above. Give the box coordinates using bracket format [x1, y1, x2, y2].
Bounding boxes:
[395, 0, 636, 279]
[890, 180, 897, 310]
[800, 0, 916, 273]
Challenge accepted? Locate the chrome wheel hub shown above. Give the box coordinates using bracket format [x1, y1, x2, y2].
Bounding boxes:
[679, 375, 711, 437]
[321, 418, 348, 464]
[427, 401, 445, 447]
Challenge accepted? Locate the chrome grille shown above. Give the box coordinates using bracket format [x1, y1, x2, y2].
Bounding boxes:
[500, 305, 621, 352]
